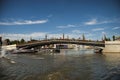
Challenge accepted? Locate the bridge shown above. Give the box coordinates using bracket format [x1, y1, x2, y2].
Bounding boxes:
[17, 39, 105, 49]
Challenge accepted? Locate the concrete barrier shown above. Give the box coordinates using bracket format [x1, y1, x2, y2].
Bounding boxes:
[103, 41, 120, 53]
[2, 44, 16, 50]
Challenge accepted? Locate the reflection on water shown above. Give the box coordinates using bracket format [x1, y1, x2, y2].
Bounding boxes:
[0, 49, 120, 80]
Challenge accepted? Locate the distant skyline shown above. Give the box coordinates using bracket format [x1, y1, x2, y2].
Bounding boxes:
[0, 0, 120, 40]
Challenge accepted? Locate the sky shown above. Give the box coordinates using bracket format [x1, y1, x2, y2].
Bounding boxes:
[0, 0, 120, 41]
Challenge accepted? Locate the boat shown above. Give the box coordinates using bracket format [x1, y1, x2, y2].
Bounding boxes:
[94, 48, 103, 53]
[53, 49, 60, 53]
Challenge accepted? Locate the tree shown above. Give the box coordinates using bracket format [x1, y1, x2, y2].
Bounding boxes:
[103, 34, 107, 41]
[5, 39, 10, 45]
[20, 38, 25, 44]
[78, 36, 81, 40]
[104, 37, 111, 41]
[11, 40, 20, 44]
[107, 38, 111, 41]
[112, 35, 115, 41]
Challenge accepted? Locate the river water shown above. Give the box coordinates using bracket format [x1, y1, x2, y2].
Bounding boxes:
[0, 49, 120, 80]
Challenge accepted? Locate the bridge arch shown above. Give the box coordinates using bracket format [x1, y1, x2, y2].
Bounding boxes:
[17, 39, 105, 49]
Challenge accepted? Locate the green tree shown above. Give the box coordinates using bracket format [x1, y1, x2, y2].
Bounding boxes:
[5, 39, 10, 45]
[11, 40, 20, 44]
[107, 38, 111, 41]
[20, 38, 25, 44]
[112, 35, 115, 41]
[105, 37, 111, 41]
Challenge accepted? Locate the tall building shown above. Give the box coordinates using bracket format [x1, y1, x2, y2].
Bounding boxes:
[63, 33, 64, 39]
[82, 34, 85, 40]
[45, 34, 47, 40]
[116, 36, 120, 41]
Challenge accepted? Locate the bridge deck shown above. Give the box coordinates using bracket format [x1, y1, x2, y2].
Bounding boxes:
[17, 39, 105, 48]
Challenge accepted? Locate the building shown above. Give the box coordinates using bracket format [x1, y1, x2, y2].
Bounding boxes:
[116, 36, 120, 41]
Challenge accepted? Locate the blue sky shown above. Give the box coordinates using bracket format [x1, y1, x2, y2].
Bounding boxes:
[0, 0, 120, 40]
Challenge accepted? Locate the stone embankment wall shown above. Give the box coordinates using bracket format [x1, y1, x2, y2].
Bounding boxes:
[103, 41, 120, 52]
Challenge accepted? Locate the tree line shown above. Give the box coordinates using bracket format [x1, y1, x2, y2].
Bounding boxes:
[1, 35, 120, 45]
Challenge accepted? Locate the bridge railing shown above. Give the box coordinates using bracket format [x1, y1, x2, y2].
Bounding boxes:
[17, 39, 104, 48]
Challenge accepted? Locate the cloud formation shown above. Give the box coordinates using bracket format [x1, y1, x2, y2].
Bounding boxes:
[84, 19, 111, 25]
[92, 28, 104, 31]
[1, 32, 47, 41]
[84, 19, 97, 25]
[57, 24, 76, 29]
[0, 19, 48, 25]
[112, 27, 120, 30]
[72, 30, 88, 34]
[72, 30, 81, 33]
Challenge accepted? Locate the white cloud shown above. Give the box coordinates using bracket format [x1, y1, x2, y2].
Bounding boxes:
[57, 24, 76, 28]
[0, 19, 48, 25]
[0, 32, 62, 41]
[92, 28, 104, 31]
[48, 34, 62, 38]
[84, 19, 111, 25]
[72, 30, 89, 34]
[99, 20, 111, 24]
[1, 32, 47, 41]
[72, 30, 81, 33]
[102, 31, 106, 35]
[112, 27, 120, 30]
[84, 19, 97, 25]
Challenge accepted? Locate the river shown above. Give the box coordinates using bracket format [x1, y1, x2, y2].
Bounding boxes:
[0, 49, 120, 80]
